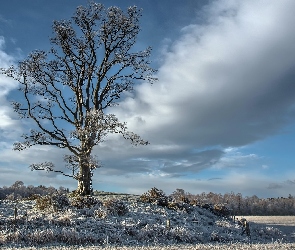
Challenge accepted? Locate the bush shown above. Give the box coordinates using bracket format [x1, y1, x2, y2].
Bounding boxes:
[94, 207, 108, 218]
[169, 202, 193, 213]
[190, 199, 201, 206]
[51, 193, 70, 210]
[140, 187, 168, 207]
[35, 195, 52, 211]
[70, 195, 101, 209]
[35, 193, 70, 211]
[213, 204, 230, 217]
[167, 202, 179, 211]
[27, 194, 42, 200]
[6, 193, 22, 201]
[179, 196, 190, 204]
[103, 199, 128, 216]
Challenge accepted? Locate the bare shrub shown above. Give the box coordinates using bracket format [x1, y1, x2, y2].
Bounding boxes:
[51, 193, 70, 210]
[35, 195, 52, 211]
[27, 193, 41, 200]
[103, 199, 128, 216]
[6, 193, 22, 201]
[140, 187, 168, 207]
[94, 207, 108, 219]
[70, 195, 101, 209]
[213, 204, 230, 217]
[35, 193, 70, 211]
[28, 229, 55, 244]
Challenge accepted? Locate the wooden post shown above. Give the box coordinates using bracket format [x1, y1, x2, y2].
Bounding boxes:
[14, 205, 17, 220]
[13, 204, 17, 232]
[166, 219, 170, 229]
[25, 209, 28, 232]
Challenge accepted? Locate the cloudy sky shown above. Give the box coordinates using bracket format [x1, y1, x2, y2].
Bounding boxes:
[1, 0, 295, 198]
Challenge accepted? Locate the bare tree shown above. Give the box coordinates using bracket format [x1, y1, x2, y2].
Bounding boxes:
[1, 2, 156, 196]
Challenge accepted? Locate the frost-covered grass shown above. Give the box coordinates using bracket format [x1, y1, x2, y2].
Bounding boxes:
[2, 243, 295, 249]
[241, 216, 295, 226]
[0, 194, 293, 249]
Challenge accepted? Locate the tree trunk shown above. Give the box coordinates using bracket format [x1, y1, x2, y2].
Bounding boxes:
[76, 157, 92, 196]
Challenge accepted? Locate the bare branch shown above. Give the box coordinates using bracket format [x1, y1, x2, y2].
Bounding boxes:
[30, 162, 78, 179]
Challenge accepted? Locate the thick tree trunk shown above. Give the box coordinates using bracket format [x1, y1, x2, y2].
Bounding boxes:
[76, 157, 92, 196]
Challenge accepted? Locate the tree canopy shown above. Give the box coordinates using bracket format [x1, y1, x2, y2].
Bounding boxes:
[1, 2, 157, 195]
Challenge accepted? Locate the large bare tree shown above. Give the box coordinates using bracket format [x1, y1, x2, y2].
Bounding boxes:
[1, 2, 156, 196]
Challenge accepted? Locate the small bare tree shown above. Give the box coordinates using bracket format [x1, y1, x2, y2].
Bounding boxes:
[1, 2, 156, 196]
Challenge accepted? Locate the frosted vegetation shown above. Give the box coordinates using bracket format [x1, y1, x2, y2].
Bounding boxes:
[0, 182, 294, 249]
[2, 243, 295, 250]
[2, 181, 295, 216]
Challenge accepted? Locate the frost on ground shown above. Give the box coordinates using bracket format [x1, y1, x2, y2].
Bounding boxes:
[0, 193, 291, 249]
[2, 243, 295, 250]
[241, 216, 295, 241]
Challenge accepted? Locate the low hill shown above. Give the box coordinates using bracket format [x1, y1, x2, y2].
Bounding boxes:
[0, 190, 286, 248]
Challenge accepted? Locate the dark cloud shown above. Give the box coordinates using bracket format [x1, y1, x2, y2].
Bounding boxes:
[112, 0, 295, 174]
[98, 159, 152, 176]
[208, 178, 222, 181]
[161, 149, 224, 174]
[267, 183, 283, 189]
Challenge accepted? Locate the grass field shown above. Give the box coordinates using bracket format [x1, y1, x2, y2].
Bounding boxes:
[2, 195, 295, 249]
[242, 216, 295, 241]
[2, 216, 295, 249]
[241, 216, 295, 226]
[2, 243, 295, 250]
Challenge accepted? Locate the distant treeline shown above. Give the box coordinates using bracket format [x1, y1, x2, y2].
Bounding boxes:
[171, 189, 295, 216]
[1, 181, 295, 215]
[0, 181, 69, 200]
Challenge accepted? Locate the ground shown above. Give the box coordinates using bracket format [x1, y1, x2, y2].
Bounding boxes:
[1, 193, 294, 249]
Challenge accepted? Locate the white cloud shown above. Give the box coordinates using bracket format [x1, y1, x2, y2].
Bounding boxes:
[108, 0, 295, 175]
[0, 37, 21, 134]
[212, 149, 259, 169]
[114, 0, 295, 150]
[0, 108, 15, 128]
[0, 36, 15, 67]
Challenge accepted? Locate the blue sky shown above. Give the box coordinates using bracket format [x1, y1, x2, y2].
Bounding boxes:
[1, 0, 295, 198]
